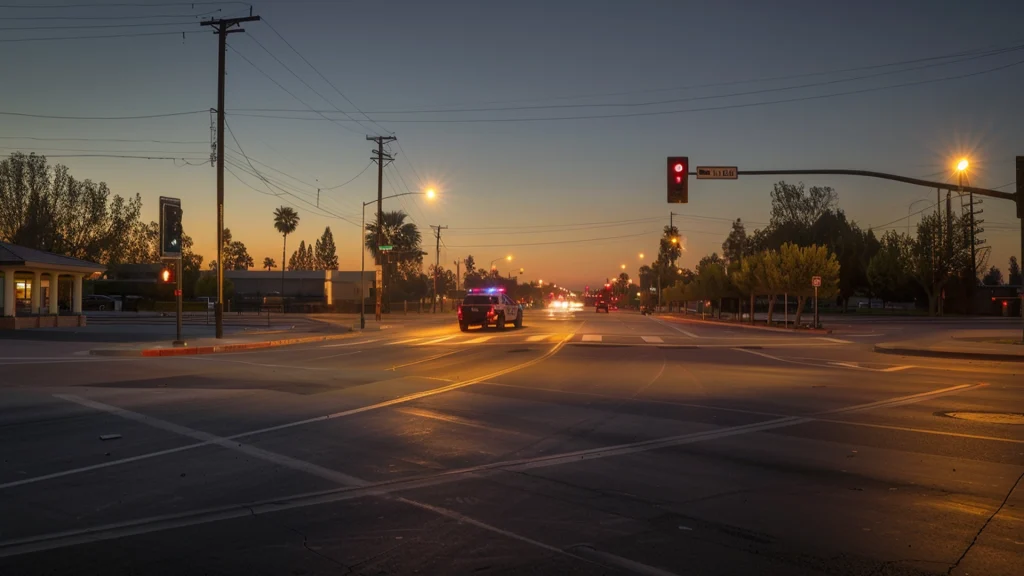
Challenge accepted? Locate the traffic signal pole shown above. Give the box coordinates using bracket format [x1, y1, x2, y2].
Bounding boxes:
[201, 11, 260, 339]
[174, 257, 184, 346]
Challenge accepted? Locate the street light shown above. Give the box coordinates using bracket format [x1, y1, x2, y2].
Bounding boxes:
[956, 158, 975, 281]
[360, 190, 436, 329]
[488, 255, 512, 269]
[957, 159, 969, 172]
[639, 253, 645, 260]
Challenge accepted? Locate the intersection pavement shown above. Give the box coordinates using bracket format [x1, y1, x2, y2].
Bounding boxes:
[0, 310, 1021, 575]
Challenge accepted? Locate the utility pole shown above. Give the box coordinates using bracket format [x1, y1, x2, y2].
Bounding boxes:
[431, 225, 447, 313]
[453, 259, 461, 292]
[366, 135, 396, 321]
[201, 9, 260, 339]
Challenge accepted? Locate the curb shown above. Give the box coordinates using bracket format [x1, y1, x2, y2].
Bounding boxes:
[873, 343, 1024, 363]
[89, 329, 356, 357]
[655, 315, 833, 335]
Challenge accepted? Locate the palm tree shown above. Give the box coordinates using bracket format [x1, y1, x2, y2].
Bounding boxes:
[365, 210, 423, 307]
[273, 206, 299, 292]
[262, 257, 276, 271]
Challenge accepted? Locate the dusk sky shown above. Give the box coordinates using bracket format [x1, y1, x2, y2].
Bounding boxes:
[3, 0, 1023, 287]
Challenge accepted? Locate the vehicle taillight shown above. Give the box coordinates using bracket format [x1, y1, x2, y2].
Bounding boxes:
[488, 306, 496, 318]
[458, 306, 463, 321]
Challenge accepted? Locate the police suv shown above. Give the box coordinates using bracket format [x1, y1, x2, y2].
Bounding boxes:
[458, 288, 523, 331]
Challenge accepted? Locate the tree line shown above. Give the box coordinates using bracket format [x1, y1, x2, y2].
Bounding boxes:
[647, 180, 997, 317]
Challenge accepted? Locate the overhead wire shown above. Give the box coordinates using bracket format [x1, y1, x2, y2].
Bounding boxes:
[0, 10, 222, 20]
[223, 118, 359, 225]
[0, 109, 205, 120]
[0, 20, 206, 30]
[226, 43, 363, 137]
[322, 161, 372, 190]
[261, 19, 389, 135]
[0, 135, 206, 144]
[231, 57, 1024, 124]
[447, 231, 659, 248]
[0, 30, 205, 43]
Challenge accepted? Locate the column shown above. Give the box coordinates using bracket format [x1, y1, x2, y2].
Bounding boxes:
[30, 270, 41, 314]
[1, 268, 15, 317]
[48, 272, 60, 314]
[72, 273, 83, 315]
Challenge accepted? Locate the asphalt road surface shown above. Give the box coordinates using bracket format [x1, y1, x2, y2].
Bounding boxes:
[1, 311, 1022, 575]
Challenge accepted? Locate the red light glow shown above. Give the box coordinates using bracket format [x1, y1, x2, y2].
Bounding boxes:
[673, 163, 684, 172]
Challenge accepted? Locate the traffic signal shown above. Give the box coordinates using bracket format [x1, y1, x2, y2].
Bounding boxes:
[667, 157, 688, 203]
[160, 198, 182, 257]
[159, 265, 175, 284]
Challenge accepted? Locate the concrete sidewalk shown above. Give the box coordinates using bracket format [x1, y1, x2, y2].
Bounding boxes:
[88, 328, 360, 357]
[874, 329, 1024, 362]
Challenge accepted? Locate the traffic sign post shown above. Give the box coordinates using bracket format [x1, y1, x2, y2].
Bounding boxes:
[812, 276, 822, 329]
[696, 166, 738, 179]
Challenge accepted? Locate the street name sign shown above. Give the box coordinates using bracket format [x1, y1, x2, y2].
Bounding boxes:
[696, 166, 738, 179]
[379, 245, 394, 251]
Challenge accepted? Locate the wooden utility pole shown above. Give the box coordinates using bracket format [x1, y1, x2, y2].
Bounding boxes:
[431, 225, 447, 313]
[366, 135, 396, 321]
[201, 10, 260, 339]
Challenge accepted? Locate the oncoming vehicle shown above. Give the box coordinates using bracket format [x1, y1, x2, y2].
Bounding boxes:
[458, 287, 523, 331]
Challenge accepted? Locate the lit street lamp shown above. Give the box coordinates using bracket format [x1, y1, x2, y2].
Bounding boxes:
[956, 158, 976, 280]
[360, 189, 436, 329]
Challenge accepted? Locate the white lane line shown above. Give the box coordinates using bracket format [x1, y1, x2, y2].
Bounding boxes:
[0, 382, 980, 559]
[641, 336, 664, 344]
[650, 317, 698, 338]
[386, 337, 424, 346]
[52, 394, 368, 488]
[881, 365, 916, 372]
[185, 356, 335, 371]
[582, 334, 602, 342]
[321, 338, 382, 348]
[463, 336, 493, 344]
[418, 335, 457, 345]
[526, 334, 550, 342]
[844, 333, 885, 337]
[306, 350, 362, 362]
[0, 332, 582, 493]
[736, 348, 912, 372]
[389, 350, 460, 370]
[817, 337, 852, 344]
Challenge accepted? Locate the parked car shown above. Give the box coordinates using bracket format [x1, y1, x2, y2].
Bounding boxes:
[83, 294, 118, 311]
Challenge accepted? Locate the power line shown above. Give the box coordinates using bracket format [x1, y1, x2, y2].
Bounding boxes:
[0, 20, 206, 30]
[231, 58, 1024, 124]
[261, 19, 388, 135]
[452, 216, 670, 231]
[0, 135, 206, 144]
[226, 43, 363, 136]
[0, 145, 206, 154]
[322, 161, 372, 190]
[241, 33, 367, 135]
[446, 219, 665, 237]
[0, 29, 204, 42]
[0, 109, 205, 120]
[0, 10, 222, 19]
[0, 1, 247, 6]
[20, 153, 207, 161]
[389, 41, 1024, 111]
[239, 45, 1024, 116]
[871, 201, 940, 230]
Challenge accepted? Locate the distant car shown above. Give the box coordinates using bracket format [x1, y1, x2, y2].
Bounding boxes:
[458, 288, 523, 331]
[83, 294, 117, 311]
[595, 299, 609, 313]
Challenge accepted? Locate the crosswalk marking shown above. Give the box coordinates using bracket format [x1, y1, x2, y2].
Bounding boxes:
[418, 335, 457, 346]
[464, 336, 493, 344]
[641, 336, 664, 343]
[582, 335, 602, 342]
[387, 338, 423, 346]
[526, 335, 550, 342]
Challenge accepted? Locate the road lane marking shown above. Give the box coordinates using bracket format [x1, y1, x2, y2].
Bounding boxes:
[389, 350, 460, 370]
[1, 382, 981, 559]
[650, 317, 698, 338]
[641, 336, 664, 344]
[811, 418, 1024, 444]
[306, 350, 362, 362]
[463, 336, 493, 344]
[321, 338, 382, 348]
[387, 337, 424, 345]
[817, 337, 852, 344]
[582, 334, 602, 342]
[526, 334, 550, 342]
[418, 335, 457, 345]
[52, 394, 368, 488]
[736, 348, 912, 371]
[394, 407, 528, 436]
[2, 332, 581, 492]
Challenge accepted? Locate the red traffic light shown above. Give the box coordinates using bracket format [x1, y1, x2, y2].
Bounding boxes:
[667, 156, 689, 203]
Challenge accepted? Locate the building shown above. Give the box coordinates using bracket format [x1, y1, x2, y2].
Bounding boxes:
[0, 242, 105, 329]
[224, 270, 375, 308]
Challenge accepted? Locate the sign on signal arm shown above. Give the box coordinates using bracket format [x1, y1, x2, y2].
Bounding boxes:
[812, 276, 822, 288]
[696, 166, 738, 180]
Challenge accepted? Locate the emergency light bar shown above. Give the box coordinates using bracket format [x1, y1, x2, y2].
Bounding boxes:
[467, 287, 506, 294]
